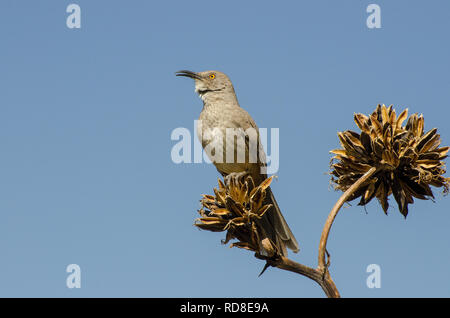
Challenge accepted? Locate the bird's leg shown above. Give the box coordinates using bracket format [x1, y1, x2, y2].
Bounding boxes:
[224, 171, 249, 186]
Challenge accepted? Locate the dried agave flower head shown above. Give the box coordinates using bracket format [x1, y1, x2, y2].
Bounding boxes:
[330, 104, 449, 217]
[195, 175, 276, 256]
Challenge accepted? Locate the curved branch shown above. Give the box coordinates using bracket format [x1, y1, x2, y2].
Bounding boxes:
[252, 167, 377, 298]
[255, 254, 340, 298]
[318, 167, 378, 271]
[202, 168, 380, 298]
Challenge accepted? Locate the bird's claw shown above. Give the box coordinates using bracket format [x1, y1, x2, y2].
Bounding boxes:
[224, 172, 249, 186]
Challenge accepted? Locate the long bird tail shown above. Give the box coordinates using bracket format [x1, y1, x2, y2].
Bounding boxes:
[257, 187, 300, 257]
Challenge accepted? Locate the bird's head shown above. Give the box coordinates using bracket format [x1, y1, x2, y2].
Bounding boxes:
[175, 70, 235, 100]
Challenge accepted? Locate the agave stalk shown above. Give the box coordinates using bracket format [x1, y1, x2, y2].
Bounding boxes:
[195, 174, 340, 298]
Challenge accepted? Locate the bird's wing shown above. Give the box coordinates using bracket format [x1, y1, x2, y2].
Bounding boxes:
[230, 108, 268, 178]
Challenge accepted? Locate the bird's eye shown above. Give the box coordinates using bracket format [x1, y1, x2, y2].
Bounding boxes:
[209, 74, 216, 79]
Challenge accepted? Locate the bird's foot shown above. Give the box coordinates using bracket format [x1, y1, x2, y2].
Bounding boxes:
[224, 172, 249, 187]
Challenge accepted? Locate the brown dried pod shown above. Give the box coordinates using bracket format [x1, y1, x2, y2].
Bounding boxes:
[330, 104, 449, 217]
[195, 175, 276, 254]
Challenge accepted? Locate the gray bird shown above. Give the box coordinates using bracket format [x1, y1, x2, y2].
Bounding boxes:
[176, 70, 299, 257]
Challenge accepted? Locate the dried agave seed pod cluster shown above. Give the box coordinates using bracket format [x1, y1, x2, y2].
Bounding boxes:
[330, 104, 449, 217]
[195, 175, 276, 256]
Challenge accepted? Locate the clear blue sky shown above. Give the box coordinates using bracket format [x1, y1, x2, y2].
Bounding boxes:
[1, 1, 449, 297]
